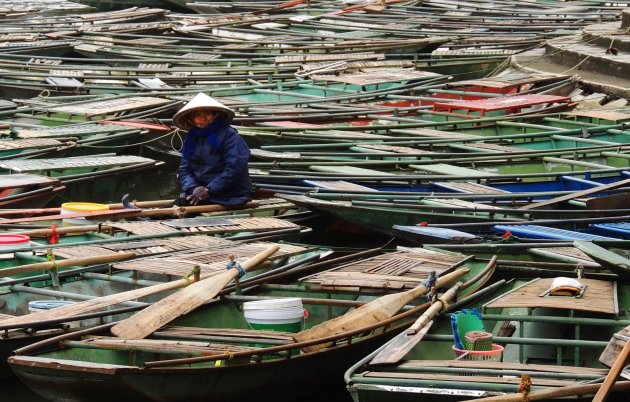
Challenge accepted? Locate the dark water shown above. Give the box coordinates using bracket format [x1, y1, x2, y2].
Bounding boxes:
[3, 378, 48, 402]
[4, 377, 353, 402]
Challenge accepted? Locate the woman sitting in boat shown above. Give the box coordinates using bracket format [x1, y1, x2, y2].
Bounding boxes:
[173, 93, 251, 206]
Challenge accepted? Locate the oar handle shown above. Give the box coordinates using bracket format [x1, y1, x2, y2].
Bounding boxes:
[593, 333, 630, 402]
[0, 252, 135, 277]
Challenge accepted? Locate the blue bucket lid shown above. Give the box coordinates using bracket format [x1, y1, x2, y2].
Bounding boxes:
[28, 300, 76, 310]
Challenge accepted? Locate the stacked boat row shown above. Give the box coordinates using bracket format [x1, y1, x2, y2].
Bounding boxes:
[0, 1, 629, 402]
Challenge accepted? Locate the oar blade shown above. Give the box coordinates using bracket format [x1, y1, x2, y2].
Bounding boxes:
[370, 320, 434, 365]
[294, 268, 468, 353]
[111, 269, 236, 339]
[111, 245, 279, 339]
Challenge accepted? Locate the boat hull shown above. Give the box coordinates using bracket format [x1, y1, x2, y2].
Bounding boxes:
[11, 329, 395, 402]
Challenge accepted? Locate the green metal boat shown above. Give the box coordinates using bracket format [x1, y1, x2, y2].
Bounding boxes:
[7, 247, 492, 401]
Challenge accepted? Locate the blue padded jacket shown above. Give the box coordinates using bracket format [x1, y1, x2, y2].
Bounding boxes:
[177, 121, 251, 206]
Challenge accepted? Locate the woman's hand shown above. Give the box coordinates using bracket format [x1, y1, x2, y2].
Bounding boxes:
[187, 186, 209, 205]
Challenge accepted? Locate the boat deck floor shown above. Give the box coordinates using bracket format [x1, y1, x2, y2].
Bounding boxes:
[0, 155, 155, 173]
[484, 277, 617, 314]
[0, 138, 67, 150]
[53, 235, 233, 259]
[112, 241, 309, 277]
[155, 327, 295, 344]
[431, 181, 510, 194]
[301, 249, 468, 291]
[107, 217, 301, 236]
[527, 246, 598, 267]
[77, 336, 259, 354]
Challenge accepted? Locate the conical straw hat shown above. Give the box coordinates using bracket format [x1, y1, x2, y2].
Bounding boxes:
[173, 93, 235, 129]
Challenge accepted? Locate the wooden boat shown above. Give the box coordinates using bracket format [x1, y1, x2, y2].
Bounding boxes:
[276, 185, 630, 236]
[345, 249, 630, 401]
[0, 238, 320, 378]
[7, 247, 493, 401]
[0, 153, 164, 203]
[0, 174, 66, 209]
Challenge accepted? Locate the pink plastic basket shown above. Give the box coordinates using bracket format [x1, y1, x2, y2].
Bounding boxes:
[453, 343, 504, 361]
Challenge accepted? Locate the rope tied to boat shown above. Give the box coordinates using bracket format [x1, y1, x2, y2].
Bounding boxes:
[518, 374, 532, 402]
[226, 260, 246, 278]
[46, 249, 58, 271]
[182, 265, 201, 282]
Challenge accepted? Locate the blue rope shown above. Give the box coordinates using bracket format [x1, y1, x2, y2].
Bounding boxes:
[226, 260, 246, 278]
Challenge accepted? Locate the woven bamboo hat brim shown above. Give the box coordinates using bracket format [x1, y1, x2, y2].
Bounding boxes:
[173, 93, 235, 129]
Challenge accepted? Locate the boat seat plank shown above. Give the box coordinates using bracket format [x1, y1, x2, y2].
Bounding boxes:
[527, 246, 598, 267]
[301, 250, 466, 288]
[13, 123, 134, 139]
[309, 165, 395, 176]
[352, 144, 429, 154]
[52, 235, 233, 260]
[493, 225, 617, 241]
[310, 70, 440, 86]
[398, 360, 608, 375]
[449, 142, 524, 153]
[45, 77, 83, 88]
[112, 242, 308, 276]
[134, 78, 172, 90]
[0, 138, 64, 150]
[0, 174, 59, 188]
[303, 180, 378, 192]
[78, 336, 259, 353]
[364, 371, 579, 387]
[423, 198, 503, 210]
[46, 96, 171, 117]
[393, 128, 483, 139]
[107, 217, 300, 236]
[410, 163, 498, 177]
[0, 155, 155, 173]
[431, 181, 509, 194]
[155, 327, 295, 343]
[274, 52, 383, 64]
[484, 277, 617, 314]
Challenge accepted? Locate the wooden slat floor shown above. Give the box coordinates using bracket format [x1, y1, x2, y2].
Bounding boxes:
[108, 217, 300, 236]
[0, 138, 65, 150]
[301, 249, 468, 291]
[484, 277, 617, 314]
[0, 155, 155, 173]
[52, 235, 233, 260]
[112, 241, 309, 277]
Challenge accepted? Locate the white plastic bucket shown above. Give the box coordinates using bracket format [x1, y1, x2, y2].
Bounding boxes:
[60, 202, 109, 226]
[243, 297, 305, 332]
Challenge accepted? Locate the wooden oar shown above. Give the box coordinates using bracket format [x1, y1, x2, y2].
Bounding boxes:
[593, 325, 630, 402]
[573, 241, 630, 279]
[519, 178, 630, 210]
[369, 281, 464, 365]
[111, 245, 279, 339]
[0, 201, 259, 224]
[0, 199, 175, 217]
[293, 267, 469, 353]
[0, 262, 233, 327]
[0, 253, 135, 277]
